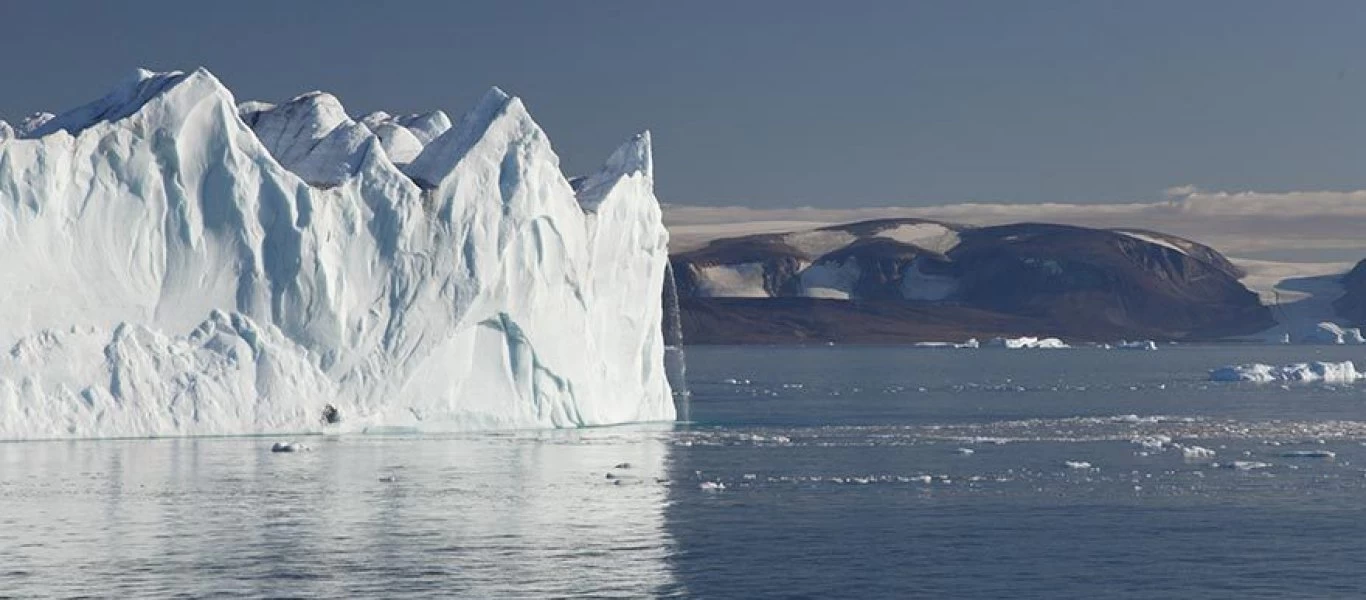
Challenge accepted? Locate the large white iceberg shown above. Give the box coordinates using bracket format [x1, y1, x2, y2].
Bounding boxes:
[1209, 361, 1362, 383]
[0, 68, 675, 440]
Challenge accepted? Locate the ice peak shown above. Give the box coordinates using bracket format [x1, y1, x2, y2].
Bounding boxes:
[0, 120, 12, 142]
[240, 87, 376, 187]
[25, 68, 214, 138]
[608, 130, 653, 180]
[574, 131, 655, 211]
[394, 110, 452, 144]
[403, 87, 542, 189]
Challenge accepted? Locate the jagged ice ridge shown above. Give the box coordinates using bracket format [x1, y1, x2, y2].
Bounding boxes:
[0, 68, 674, 440]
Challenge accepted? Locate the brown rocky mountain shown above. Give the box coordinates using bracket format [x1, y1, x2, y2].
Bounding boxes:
[671, 218, 1273, 344]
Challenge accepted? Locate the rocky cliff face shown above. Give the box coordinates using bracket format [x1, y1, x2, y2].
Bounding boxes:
[1333, 259, 1366, 326]
[672, 218, 1272, 343]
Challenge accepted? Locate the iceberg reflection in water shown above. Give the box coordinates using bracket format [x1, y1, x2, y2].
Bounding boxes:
[0, 429, 677, 597]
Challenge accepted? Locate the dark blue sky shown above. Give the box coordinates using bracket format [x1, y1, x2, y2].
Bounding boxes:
[3, 1, 1366, 207]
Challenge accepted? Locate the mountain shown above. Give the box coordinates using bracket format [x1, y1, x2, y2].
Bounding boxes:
[1333, 260, 1366, 327]
[672, 218, 1272, 343]
[0, 68, 673, 440]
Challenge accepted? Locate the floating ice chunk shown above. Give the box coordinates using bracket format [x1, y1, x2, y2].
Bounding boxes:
[1225, 461, 1272, 471]
[1064, 461, 1092, 469]
[1132, 435, 1172, 451]
[913, 339, 980, 349]
[1280, 450, 1336, 459]
[270, 441, 309, 453]
[1181, 446, 1216, 459]
[955, 448, 975, 455]
[699, 481, 725, 491]
[1114, 340, 1159, 351]
[1209, 361, 1362, 383]
[986, 336, 1070, 349]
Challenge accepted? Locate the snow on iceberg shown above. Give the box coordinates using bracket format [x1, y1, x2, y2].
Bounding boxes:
[1209, 361, 1363, 383]
[985, 336, 1070, 349]
[0, 68, 674, 440]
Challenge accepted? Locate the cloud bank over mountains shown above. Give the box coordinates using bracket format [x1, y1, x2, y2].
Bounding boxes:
[665, 187, 1366, 261]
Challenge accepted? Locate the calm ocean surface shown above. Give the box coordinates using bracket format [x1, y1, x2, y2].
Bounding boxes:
[5, 345, 1366, 598]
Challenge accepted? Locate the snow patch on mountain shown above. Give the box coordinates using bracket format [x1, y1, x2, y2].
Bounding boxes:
[878, 222, 960, 254]
[1114, 229, 1188, 255]
[800, 259, 861, 299]
[694, 263, 769, 298]
[784, 230, 857, 257]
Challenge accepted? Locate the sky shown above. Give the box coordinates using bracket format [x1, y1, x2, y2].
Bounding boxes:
[3, 1, 1366, 209]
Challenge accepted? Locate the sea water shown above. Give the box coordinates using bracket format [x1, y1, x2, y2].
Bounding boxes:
[5, 344, 1366, 598]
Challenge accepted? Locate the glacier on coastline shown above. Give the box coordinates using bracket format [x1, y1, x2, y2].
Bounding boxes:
[0, 68, 674, 440]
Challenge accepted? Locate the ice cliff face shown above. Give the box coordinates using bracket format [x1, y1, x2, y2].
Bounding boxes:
[0, 68, 674, 440]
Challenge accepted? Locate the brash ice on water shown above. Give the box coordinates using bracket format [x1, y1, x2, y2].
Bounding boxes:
[0, 68, 676, 440]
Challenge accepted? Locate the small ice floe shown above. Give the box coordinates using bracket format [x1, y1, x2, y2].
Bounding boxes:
[1181, 446, 1216, 459]
[270, 441, 309, 453]
[1221, 461, 1272, 471]
[912, 338, 980, 349]
[1209, 361, 1362, 383]
[955, 448, 975, 455]
[743, 473, 758, 480]
[1114, 340, 1159, 351]
[1064, 461, 1092, 469]
[1132, 435, 1172, 451]
[614, 462, 632, 469]
[699, 481, 725, 492]
[1280, 450, 1337, 459]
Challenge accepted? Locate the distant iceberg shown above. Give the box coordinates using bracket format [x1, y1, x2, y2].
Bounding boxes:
[1209, 361, 1362, 383]
[1113, 340, 1159, 351]
[985, 336, 1069, 349]
[1298, 322, 1366, 345]
[912, 338, 980, 349]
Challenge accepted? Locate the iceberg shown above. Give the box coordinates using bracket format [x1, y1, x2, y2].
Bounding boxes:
[912, 338, 980, 349]
[0, 68, 674, 440]
[985, 336, 1070, 349]
[1208, 361, 1362, 383]
[1297, 322, 1366, 345]
[1114, 340, 1159, 351]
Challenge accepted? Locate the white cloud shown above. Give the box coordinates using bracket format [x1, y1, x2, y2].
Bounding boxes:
[664, 188, 1366, 261]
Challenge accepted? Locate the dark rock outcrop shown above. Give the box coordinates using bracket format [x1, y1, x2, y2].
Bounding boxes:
[1334, 259, 1366, 326]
